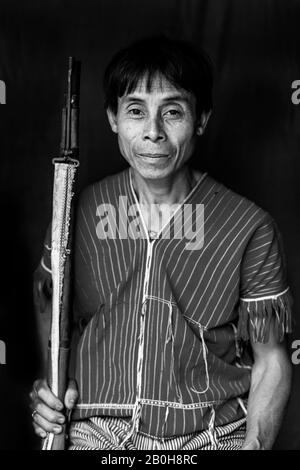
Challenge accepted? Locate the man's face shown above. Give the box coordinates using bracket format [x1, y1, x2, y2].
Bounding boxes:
[107, 75, 208, 180]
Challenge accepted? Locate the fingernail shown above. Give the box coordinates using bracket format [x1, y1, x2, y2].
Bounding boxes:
[53, 426, 61, 434]
[40, 431, 47, 439]
[58, 417, 65, 424]
[56, 403, 63, 411]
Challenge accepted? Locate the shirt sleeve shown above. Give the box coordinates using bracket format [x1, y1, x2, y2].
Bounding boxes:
[72, 186, 105, 333]
[33, 223, 52, 314]
[35, 187, 104, 337]
[237, 213, 293, 343]
[39, 223, 52, 275]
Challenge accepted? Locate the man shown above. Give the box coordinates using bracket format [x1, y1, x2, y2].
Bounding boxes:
[30, 36, 293, 450]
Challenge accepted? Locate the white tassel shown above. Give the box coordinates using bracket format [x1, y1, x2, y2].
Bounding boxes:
[191, 325, 210, 394]
[237, 397, 248, 416]
[208, 406, 218, 449]
[118, 400, 142, 449]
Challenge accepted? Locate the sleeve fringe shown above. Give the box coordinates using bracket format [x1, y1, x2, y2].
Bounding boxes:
[237, 290, 293, 343]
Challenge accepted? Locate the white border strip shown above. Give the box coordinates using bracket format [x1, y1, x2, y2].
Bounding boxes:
[240, 287, 289, 302]
[76, 398, 224, 411]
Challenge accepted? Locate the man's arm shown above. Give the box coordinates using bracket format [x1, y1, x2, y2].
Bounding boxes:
[31, 261, 79, 439]
[242, 319, 292, 450]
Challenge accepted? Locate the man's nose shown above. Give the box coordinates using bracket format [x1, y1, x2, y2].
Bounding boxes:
[142, 115, 166, 142]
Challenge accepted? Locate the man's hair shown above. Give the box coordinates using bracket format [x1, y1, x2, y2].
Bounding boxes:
[103, 36, 213, 117]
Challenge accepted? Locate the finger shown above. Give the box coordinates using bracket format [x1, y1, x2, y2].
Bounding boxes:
[33, 422, 47, 439]
[33, 412, 63, 434]
[64, 378, 79, 410]
[34, 379, 64, 411]
[33, 378, 44, 394]
[34, 401, 65, 425]
[30, 379, 44, 404]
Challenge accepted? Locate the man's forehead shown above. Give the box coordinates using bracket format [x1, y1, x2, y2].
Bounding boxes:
[120, 75, 193, 102]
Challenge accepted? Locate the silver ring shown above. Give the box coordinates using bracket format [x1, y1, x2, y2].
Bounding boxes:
[32, 409, 38, 419]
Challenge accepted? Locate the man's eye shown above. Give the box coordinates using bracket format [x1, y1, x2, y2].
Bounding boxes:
[128, 108, 143, 116]
[164, 109, 182, 117]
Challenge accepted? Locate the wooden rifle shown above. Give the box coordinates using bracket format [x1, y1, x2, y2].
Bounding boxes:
[42, 57, 81, 450]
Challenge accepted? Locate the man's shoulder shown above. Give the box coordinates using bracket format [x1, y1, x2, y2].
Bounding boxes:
[77, 168, 130, 207]
[203, 173, 273, 227]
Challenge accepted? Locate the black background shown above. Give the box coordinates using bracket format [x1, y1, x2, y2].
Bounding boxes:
[0, 0, 299, 450]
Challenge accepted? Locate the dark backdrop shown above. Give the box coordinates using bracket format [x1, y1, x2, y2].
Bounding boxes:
[0, 0, 299, 450]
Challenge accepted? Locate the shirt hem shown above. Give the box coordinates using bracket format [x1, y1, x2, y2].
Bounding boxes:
[75, 398, 225, 411]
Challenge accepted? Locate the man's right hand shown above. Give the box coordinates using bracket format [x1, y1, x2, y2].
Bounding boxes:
[30, 378, 78, 439]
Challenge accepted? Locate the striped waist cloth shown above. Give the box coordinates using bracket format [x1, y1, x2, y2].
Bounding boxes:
[68, 416, 246, 450]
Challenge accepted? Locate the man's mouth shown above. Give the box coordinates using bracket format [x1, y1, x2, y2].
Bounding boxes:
[137, 153, 170, 159]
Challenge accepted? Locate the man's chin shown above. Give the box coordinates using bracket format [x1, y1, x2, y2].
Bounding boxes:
[134, 166, 174, 181]
[132, 159, 176, 180]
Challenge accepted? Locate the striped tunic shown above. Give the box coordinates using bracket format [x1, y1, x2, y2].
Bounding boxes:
[41, 167, 292, 441]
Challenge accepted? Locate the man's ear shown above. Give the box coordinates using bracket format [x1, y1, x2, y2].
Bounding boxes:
[106, 108, 118, 133]
[196, 110, 212, 136]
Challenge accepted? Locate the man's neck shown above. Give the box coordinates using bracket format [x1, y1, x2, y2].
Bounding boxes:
[131, 166, 200, 207]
